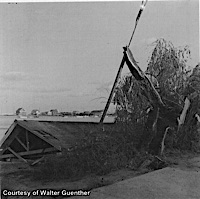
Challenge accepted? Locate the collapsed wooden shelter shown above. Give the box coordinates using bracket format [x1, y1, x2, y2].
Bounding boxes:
[0, 119, 116, 162]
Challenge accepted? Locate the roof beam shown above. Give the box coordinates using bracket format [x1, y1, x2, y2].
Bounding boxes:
[17, 122, 61, 151]
[0, 121, 17, 147]
[26, 130, 30, 151]
[0, 147, 58, 159]
[15, 136, 28, 151]
[7, 147, 27, 163]
[0, 131, 20, 157]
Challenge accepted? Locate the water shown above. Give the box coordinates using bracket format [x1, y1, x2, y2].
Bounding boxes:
[0, 115, 18, 141]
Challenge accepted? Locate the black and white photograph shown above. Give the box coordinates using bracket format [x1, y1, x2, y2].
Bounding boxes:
[0, 0, 199, 198]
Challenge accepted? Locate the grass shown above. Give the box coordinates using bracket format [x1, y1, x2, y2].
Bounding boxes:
[20, 117, 200, 183]
[28, 121, 147, 181]
[2, 121, 199, 196]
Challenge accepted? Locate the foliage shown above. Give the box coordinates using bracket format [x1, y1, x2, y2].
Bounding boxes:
[31, 39, 199, 181]
[31, 124, 143, 181]
[113, 75, 150, 124]
[114, 38, 192, 121]
[185, 63, 200, 96]
[146, 38, 191, 105]
[176, 64, 200, 150]
[114, 38, 200, 152]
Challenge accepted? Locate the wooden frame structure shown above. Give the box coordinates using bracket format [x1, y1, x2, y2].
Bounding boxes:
[0, 121, 60, 162]
[0, 119, 116, 162]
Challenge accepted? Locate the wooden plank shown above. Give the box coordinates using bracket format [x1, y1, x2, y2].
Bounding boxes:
[26, 130, 29, 151]
[16, 136, 28, 151]
[100, 55, 126, 123]
[0, 147, 58, 159]
[31, 156, 44, 166]
[0, 122, 17, 148]
[124, 47, 165, 107]
[8, 147, 27, 163]
[17, 122, 61, 151]
[0, 129, 20, 157]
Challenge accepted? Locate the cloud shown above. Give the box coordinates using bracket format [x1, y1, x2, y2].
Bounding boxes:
[0, 71, 71, 94]
[37, 87, 71, 94]
[0, 71, 42, 82]
[0, 82, 71, 94]
[68, 93, 90, 97]
[20, 87, 71, 94]
[141, 37, 157, 45]
[95, 81, 113, 93]
[88, 81, 102, 85]
[66, 85, 98, 98]
[89, 80, 113, 93]
[67, 89, 94, 98]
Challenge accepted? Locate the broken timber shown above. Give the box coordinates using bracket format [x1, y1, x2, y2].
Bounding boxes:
[100, 56, 126, 123]
[100, 46, 165, 123]
[123, 47, 183, 154]
[123, 46, 165, 108]
[101, 46, 182, 155]
[0, 119, 116, 162]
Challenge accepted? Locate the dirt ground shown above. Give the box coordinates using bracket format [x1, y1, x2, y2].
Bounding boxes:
[0, 151, 199, 199]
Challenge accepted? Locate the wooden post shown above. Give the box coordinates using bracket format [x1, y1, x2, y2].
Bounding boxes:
[100, 55, 126, 123]
[16, 136, 28, 151]
[8, 147, 27, 163]
[26, 130, 29, 151]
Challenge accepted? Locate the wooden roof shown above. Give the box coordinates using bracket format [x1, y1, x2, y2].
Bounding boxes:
[0, 119, 116, 152]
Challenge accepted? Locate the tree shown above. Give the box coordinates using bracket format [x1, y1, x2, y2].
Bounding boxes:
[176, 63, 200, 150]
[146, 38, 191, 105]
[114, 39, 199, 154]
[16, 108, 26, 116]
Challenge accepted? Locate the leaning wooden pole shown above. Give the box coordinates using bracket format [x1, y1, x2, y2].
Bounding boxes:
[100, 0, 148, 123]
[100, 56, 125, 123]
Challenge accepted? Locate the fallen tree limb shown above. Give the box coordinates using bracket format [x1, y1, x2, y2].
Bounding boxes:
[195, 114, 200, 122]
[177, 97, 190, 128]
[123, 47, 165, 108]
[122, 47, 182, 154]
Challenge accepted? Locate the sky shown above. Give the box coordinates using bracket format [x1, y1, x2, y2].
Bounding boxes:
[0, 0, 199, 114]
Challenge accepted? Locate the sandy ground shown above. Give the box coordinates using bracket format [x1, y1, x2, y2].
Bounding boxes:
[69, 162, 200, 199]
[0, 161, 148, 199]
[0, 151, 199, 199]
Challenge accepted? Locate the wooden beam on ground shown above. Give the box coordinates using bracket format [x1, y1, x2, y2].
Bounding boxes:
[31, 156, 45, 166]
[16, 136, 28, 151]
[8, 147, 27, 163]
[0, 131, 20, 157]
[0, 147, 58, 159]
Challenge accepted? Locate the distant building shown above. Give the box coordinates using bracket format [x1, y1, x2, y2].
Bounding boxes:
[82, 111, 90, 116]
[40, 111, 48, 116]
[72, 111, 80, 116]
[31, 109, 40, 117]
[60, 112, 72, 117]
[16, 108, 26, 117]
[48, 109, 60, 116]
[107, 112, 117, 117]
[90, 110, 103, 117]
